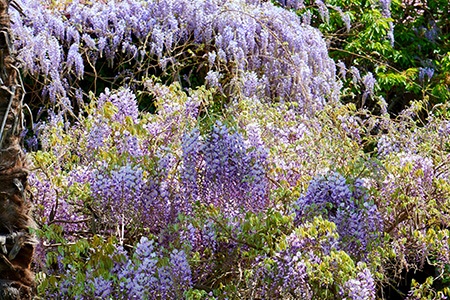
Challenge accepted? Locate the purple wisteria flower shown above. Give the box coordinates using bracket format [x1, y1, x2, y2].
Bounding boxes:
[398, 153, 434, 197]
[92, 276, 113, 298]
[379, 0, 394, 45]
[424, 21, 440, 43]
[379, 0, 391, 18]
[89, 163, 145, 228]
[86, 117, 112, 150]
[295, 172, 383, 259]
[362, 72, 376, 103]
[341, 266, 376, 299]
[205, 70, 222, 89]
[97, 88, 139, 123]
[12, 0, 340, 114]
[121, 237, 192, 299]
[418, 67, 435, 82]
[332, 6, 351, 32]
[85, 237, 193, 299]
[28, 172, 86, 234]
[181, 128, 203, 202]
[66, 43, 84, 78]
[255, 232, 313, 299]
[377, 134, 404, 158]
[350, 66, 361, 84]
[182, 121, 269, 217]
[276, 0, 305, 10]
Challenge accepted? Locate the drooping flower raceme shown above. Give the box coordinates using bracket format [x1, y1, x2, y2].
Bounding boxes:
[295, 172, 383, 259]
[253, 216, 377, 299]
[341, 266, 376, 300]
[45, 237, 193, 299]
[97, 87, 139, 124]
[90, 164, 145, 227]
[182, 121, 269, 217]
[12, 0, 340, 114]
[255, 231, 313, 299]
[113, 237, 192, 299]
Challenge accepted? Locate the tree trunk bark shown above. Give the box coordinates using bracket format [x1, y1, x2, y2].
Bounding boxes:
[0, 0, 36, 299]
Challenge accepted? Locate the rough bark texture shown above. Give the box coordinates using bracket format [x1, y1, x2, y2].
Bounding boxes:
[0, 0, 35, 298]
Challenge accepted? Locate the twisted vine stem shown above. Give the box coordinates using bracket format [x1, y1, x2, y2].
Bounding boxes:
[0, 1, 36, 299]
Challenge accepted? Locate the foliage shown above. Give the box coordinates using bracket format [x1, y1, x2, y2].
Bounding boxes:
[275, 0, 450, 113]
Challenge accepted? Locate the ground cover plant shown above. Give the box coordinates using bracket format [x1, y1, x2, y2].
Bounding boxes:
[3, 0, 450, 298]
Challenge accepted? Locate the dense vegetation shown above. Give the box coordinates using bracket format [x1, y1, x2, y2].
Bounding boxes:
[8, 0, 450, 298]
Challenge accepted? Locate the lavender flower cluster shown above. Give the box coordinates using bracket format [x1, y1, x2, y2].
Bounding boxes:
[31, 84, 270, 241]
[50, 237, 192, 299]
[89, 163, 145, 227]
[295, 172, 383, 259]
[254, 218, 377, 299]
[182, 121, 269, 217]
[418, 67, 435, 83]
[97, 88, 139, 124]
[109, 237, 192, 299]
[86, 87, 144, 157]
[380, 152, 436, 237]
[12, 0, 340, 113]
[28, 172, 86, 234]
[340, 266, 377, 300]
[255, 232, 314, 299]
[377, 134, 401, 158]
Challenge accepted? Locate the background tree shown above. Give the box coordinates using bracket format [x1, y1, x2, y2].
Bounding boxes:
[0, 0, 35, 299]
